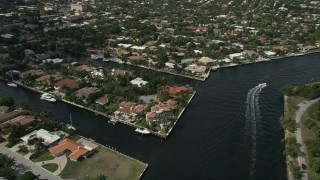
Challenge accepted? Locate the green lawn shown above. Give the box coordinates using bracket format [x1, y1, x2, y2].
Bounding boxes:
[301, 101, 320, 180]
[42, 163, 58, 173]
[60, 146, 147, 180]
[69, 134, 81, 141]
[31, 151, 55, 163]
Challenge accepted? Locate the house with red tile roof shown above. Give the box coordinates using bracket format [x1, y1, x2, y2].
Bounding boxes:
[74, 64, 93, 73]
[1, 115, 36, 127]
[113, 101, 145, 122]
[54, 78, 79, 90]
[146, 100, 177, 124]
[164, 86, 189, 97]
[95, 94, 109, 105]
[74, 87, 98, 99]
[20, 69, 45, 78]
[49, 138, 89, 161]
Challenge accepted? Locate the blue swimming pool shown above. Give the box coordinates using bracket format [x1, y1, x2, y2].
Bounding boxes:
[79, 140, 89, 146]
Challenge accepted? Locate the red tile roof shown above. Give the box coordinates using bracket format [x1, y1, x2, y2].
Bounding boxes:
[49, 138, 88, 160]
[54, 78, 79, 90]
[165, 86, 188, 96]
[74, 65, 93, 73]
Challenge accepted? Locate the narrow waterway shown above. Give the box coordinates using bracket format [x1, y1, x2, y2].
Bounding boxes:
[1, 53, 320, 180]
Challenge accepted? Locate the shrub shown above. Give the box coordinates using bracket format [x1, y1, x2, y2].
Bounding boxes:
[285, 137, 299, 158]
[311, 159, 320, 173]
[289, 161, 301, 179]
[84, 149, 97, 158]
[29, 153, 41, 160]
[280, 116, 296, 133]
[0, 136, 5, 143]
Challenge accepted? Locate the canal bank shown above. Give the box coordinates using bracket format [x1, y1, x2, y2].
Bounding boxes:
[59, 48, 320, 82]
[1, 52, 320, 179]
[0, 78, 196, 139]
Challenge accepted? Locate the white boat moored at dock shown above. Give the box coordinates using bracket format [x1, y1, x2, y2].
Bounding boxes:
[40, 93, 56, 102]
[7, 82, 17, 87]
[135, 128, 151, 135]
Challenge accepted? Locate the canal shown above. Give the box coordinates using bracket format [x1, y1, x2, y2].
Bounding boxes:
[1, 53, 320, 180]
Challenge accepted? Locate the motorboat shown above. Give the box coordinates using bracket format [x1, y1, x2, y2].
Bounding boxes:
[7, 82, 17, 87]
[135, 128, 151, 135]
[7, 71, 17, 87]
[40, 93, 56, 102]
[91, 54, 99, 60]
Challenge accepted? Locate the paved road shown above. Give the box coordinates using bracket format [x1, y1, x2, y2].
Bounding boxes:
[295, 97, 320, 180]
[0, 146, 62, 180]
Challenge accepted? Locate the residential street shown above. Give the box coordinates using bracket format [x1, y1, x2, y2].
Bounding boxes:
[0, 145, 62, 180]
[295, 97, 320, 180]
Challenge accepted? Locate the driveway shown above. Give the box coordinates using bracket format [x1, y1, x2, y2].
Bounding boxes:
[35, 154, 67, 176]
[295, 97, 320, 180]
[0, 145, 62, 180]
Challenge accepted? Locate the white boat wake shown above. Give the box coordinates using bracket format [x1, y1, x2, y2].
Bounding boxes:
[245, 83, 267, 177]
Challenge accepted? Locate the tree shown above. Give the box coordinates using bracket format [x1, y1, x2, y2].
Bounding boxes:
[280, 116, 296, 133]
[282, 84, 295, 96]
[18, 171, 39, 180]
[19, 101, 30, 110]
[0, 153, 17, 179]
[34, 138, 45, 153]
[18, 145, 29, 154]
[312, 159, 320, 173]
[0, 96, 14, 106]
[97, 174, 108, 180]
[158, 91, 170, 102]
[289, 161, 301, 179]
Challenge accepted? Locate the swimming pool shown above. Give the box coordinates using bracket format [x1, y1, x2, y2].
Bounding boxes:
[79, 140, 89, 146]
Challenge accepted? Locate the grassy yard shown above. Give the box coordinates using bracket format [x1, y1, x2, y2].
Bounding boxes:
[69, 134, 81, 141]
[31, 150, 55, 163]
[42, 163, 58, 172]
[60, 146, 147, 180]
[301, 101, 320, 180]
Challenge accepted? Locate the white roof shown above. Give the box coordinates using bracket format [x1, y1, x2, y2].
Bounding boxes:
[165, 62, 175, 68]
[1, 34, 14, 39]
[130, 77, 148, 87]
[21, 129, 60, 146]
[229, 52, 244, 59]
[43, 58, 63, 64]
[264, 51, 276, 56]
[118, 43, 132, 48]
[131, 45, 147, 50]
[199, 57, 216, 63]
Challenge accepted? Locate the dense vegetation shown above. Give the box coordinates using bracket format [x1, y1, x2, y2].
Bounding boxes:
[304, 102, 320, 175]
[0, 96, 14, 107]
[282, 83, 320, 100]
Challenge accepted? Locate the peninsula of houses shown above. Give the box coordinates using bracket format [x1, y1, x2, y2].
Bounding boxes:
[1, 56, 195, 138]
[0, 97, 147, 179]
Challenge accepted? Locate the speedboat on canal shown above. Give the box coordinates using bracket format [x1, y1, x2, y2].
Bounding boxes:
[135, 128, 151, 135]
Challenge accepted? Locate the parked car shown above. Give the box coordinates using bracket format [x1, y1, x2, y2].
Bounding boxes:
[301, 163, 307, 170]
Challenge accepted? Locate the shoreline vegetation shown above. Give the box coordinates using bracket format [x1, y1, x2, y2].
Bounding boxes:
[281, 82, 320, 180]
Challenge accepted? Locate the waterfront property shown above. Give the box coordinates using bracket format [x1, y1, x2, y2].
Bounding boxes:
[49, 138, 91, 161]
[60, 146, 147, 180]
[21, 129, 60, 146]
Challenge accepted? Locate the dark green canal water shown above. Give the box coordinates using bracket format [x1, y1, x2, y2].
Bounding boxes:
[1, 53, 320, 180]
